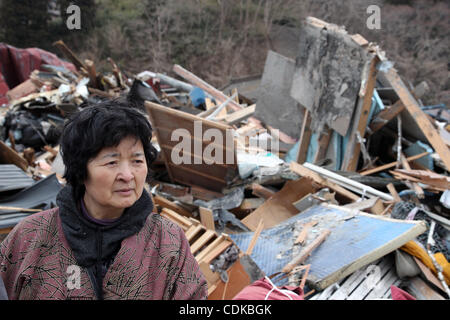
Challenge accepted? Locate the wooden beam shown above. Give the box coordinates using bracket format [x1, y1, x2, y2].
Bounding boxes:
[341, 55, 380, 171]
[153, 195, 192, 218]
[368, 81, 429, 135]
[199, 207, 215, 231]
[0, 140, 28, 172]
[386, 183, 402, 202]
[383, 67, 450, 171]
[401, 153, 425, 198]
[245, 219, 264, 256]
[221, 104, 255, 125]
[296, 108, 312, 164]
[313, 127, 333, 164]
[290, 162, 360, 202]
[295, 220, 318, 245]
[251, 183, 275, 200]
[282, 229, 331, 274]
[359, 152, 430, 176]
[53, 40, 87, 71]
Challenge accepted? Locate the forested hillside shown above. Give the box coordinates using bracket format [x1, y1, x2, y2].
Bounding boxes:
[1, 0, 448, 106]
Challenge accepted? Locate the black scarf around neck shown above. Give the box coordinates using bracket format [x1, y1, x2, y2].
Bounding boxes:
[57, 185, 153, 269]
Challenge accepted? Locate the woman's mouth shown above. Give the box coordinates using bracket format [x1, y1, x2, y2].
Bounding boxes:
[116, 188, 133, 196]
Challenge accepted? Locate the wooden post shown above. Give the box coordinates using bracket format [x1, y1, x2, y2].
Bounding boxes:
[296, 108, 312, 164]
[383, 67, 450, 171]
[341, 55, 380, 171]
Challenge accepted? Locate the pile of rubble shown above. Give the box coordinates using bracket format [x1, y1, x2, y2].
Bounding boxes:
[0, 17, 449, 300]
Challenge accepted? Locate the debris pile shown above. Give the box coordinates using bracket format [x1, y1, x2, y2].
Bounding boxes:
[1, 17, 449, 300]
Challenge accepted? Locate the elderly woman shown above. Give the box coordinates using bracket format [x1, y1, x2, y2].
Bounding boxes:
[0, 100, 207, 300]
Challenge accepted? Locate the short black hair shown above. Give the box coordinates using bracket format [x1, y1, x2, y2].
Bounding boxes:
[60, 99, 158, 201]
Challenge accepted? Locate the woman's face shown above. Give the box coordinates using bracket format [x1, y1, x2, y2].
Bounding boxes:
[84, 135, 148, 218]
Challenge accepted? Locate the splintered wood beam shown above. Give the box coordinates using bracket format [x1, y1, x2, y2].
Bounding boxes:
[368, 81, 429, 135]
[383, 67, 450, 171]
[296, 108, 312, 164]
[173, 64, 243, 112]
[53, 40, 87, 71]
[199, 207, 215, 231]
[282, 229, 331, 274]
[400, 153, 424, 199]
[341, 55, 380, 172]
[359, 151, 429, 176]
[290, 162, 360, 201]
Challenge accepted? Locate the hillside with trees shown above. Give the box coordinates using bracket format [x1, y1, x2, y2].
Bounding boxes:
[1, 0, 448, 106]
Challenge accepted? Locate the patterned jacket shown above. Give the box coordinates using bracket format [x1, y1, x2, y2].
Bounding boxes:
[0, 207, 208, 300]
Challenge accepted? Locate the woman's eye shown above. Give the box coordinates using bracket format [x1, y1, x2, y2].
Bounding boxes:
[106, 161, 117, 166]
[133, 159, 144, 164]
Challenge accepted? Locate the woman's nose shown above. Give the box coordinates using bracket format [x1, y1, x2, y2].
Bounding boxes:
[118, 163, 134, 182]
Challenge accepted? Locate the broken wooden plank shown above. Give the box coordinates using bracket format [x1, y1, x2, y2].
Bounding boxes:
[359, 151, 430, 176]
[368, 81, 429, 135]
[282, 229, 331, 274]
[386, 183, 402, 202]
[190, 229, 216, 254]
[383, 67, 450, 171]
[295, 220, 318, 245]
[0, 140, 28, 172]
[341, 55, 380, 171]
[221, 104, 255, 125]
[289, 162, 360, 202]
[296, 108, 312, 164]
[199, 207, 215, 231]
[53, 40, 87, 71]
[242, 177, 318, 231]
[401, 153, 425, 198]
[251, 183, 275, 200]
[154, 195, 192, 218]
[245, 219, 264, 256]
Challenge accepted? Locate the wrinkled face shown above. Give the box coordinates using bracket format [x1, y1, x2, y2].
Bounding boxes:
[84, 136, 148, 218]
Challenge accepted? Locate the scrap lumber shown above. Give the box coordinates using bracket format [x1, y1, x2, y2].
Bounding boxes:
[368, 81, 429, 135]
[343, 197, 385, 215]
[400, 153, 425, 198]
[251, 183, 275, 200]
[282, 229, 331, 274]
[53, 40, 87, 71]
[359, 151, 430, 176]
[392, 169, 450, 191]
[289, 162, 360, 202]
[173, 64, 243, 112]
[0, 140, 28, 172]
[153, 194, 192, 217]
[383, 67, 450, 171]
[296, 108, 312, 164]
[341, 54, 380, 171]
[199, 207, 215, 231]
[295, 220, 318, 245]
[242, 177, 318, 231]
[220, 104, 255, 125]
[6, 79, 38, 102]
[386, 183, 402, 202]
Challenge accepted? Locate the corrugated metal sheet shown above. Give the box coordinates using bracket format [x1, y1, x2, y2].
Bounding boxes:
[0, 164, 34, 192]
